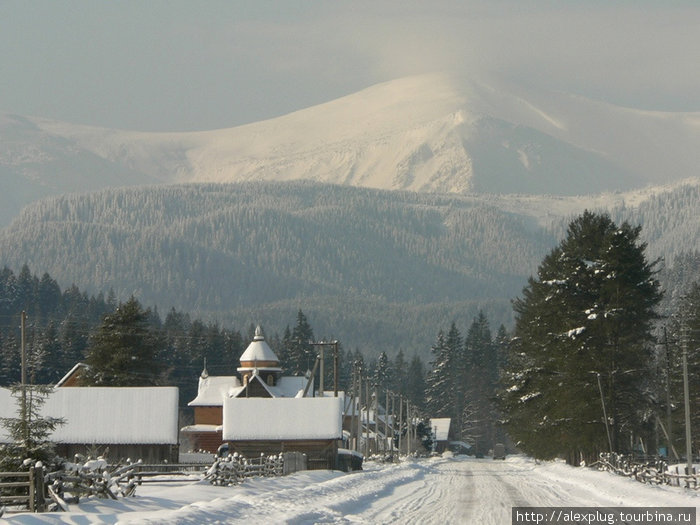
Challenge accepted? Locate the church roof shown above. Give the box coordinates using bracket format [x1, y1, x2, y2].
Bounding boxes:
[238, 325, 279, 364]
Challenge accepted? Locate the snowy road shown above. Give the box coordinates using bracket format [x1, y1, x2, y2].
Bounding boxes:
[5, 455, 700, 524]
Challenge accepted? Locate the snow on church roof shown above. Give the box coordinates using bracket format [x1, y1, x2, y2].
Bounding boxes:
[189, 375, 243, 406]
[222, 397, 343, 441]
[0, 387, 179, 445]
[238, 325, 279, 364]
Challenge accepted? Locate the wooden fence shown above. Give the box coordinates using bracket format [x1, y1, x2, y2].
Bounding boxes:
[204, 453, 286, 486]
[0, 465, 45, 513]
[1, 454, 294, 514]
[596, 453, 700, 488]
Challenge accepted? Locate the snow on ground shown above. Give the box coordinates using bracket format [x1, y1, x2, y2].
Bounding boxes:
[4, 455, 700, 524]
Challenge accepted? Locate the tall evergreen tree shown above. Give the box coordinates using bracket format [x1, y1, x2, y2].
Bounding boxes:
[500, 211, 662, 463]
[463, 312, 496, 451]
[665, 281, 700, 453]
[392, 349, 407, 395]
[425, 330, 452, 418]
[287, 309, 314, 375]
[81, 296, 165, 386]
[405, 353, 426, 410]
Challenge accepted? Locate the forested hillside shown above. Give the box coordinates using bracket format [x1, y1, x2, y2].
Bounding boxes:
[0, 182, 555, 356]
[0, 180, 697, 357]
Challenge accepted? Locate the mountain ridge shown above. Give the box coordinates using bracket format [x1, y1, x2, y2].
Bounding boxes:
[4, 73, 700, 225]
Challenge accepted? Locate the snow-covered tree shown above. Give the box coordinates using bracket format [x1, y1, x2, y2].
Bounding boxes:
[81, 296, 164, 386]
[501, 211, 662, 463]
[0, 384, 64, 471]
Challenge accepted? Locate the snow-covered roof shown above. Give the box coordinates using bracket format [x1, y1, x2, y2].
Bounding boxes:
[189, 375, 243, 406]
[180, 424, 222, 433]
[238, 325, 279, 365]
[0, 387, 179, 444]
[430, 418, 452, 441]
[222, 397, 343, 441]
[268, 376, 309, 398]
[55, 362, 87, 387]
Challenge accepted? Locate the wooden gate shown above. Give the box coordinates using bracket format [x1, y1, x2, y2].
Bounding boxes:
[0, 466, 45, 513]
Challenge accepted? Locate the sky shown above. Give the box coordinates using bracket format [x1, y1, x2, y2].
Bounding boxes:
[2, 0, 699, 132]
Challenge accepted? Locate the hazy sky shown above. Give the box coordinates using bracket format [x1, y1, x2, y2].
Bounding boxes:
[2, 1, 699, 131]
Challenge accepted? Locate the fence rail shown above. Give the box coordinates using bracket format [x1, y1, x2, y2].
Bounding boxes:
[596, 453, 700, 489]
[204, 453, 286, 486]
[2, 454, 294, 515]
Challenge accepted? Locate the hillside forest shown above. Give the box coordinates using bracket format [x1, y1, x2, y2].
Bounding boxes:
[0, 181, 698, 358]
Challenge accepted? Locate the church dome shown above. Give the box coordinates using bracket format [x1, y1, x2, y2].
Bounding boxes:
[238, 326, 280, 370]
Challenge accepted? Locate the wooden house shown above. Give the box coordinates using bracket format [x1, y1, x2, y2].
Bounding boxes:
[222, 397, 343, 470]
[0, 386, 180, 463]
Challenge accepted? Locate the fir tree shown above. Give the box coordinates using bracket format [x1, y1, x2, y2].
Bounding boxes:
[425, 330, 452, 418]
[463, 312, 497, 451]
[287, 309, 314, 375]
[81, 296, 164, 386]
[0, 384, 64, 471]
[500, 211, 662, 463]
[665, 281, 700, 452]
[405, 354, 426, 410]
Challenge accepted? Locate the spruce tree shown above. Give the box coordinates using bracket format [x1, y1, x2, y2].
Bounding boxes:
[463, 312, 497, 451]
[405, 354, 426, 410]
[501, 211, 662, 463]
[0, 384, 64, 471]
[81, 296, 164, 386]
[666, 282, 700, 452]
[425, 330, 453, 418]
[287, 309, 314, 375]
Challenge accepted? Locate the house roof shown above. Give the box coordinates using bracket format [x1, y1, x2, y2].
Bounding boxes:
[430, 418, 452, 441]
[222, 397, 343, 441]
[0, 387, 179, 445]
[55, 362, 88, 387]
[188, 375, 243, 406]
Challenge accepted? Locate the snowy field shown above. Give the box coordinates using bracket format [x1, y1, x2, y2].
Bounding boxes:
[4, 455, 700, 524]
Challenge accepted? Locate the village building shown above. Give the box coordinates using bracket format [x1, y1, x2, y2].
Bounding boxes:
[429, 417, 452, 454]
[181, 326, 310, 454]
[223, 396, 343, 470]
[0, 386, 180, 463]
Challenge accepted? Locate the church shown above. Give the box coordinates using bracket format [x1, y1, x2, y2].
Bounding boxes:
[180, 326, 343, 464]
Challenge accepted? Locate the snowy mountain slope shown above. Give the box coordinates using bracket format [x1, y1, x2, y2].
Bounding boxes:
[0, 115, 159, 225]
[18, 73, 700, 198]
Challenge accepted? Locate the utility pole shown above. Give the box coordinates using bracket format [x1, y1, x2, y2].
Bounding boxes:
[664, 327, 673, 456]
[374, 382, 380, 454]
[350, 363, 357, 451]
[333, 341, 338, 397]
[319, 344, 324, 396]
[596, 373, 613, 453]
[21, 311, 28, 447]
[311, 341, 340, 397]
[364, 378, 370, 457]
[405, 399, 410, 455]
[682, 323, 693, 478]
[385, 388, 390, 456]
[356, 363, 362, 453]
[398, 396, 404, 455]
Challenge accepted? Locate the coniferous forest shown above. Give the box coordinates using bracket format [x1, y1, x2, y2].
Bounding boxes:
[0, 181, 698, 462]
[0, 181, 697, 358]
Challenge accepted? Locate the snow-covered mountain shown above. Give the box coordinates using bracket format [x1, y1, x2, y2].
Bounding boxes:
[3, 73, 700, 224]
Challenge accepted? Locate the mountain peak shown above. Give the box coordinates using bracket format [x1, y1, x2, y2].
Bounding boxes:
[3, 73, 700, 225]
